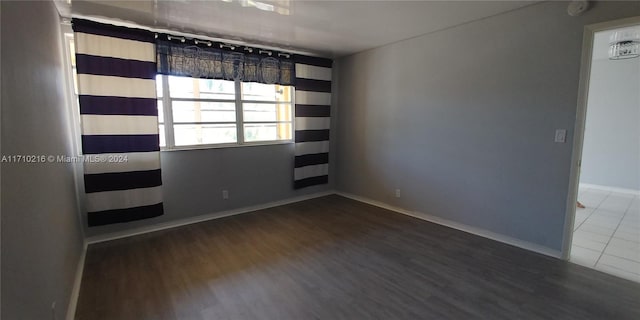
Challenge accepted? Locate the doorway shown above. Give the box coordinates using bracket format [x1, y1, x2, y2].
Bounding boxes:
[564, 18, 640, 282]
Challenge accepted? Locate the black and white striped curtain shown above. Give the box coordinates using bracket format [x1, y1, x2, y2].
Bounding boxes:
[293, 56, 332, 189]
[73, 19, 163, 226]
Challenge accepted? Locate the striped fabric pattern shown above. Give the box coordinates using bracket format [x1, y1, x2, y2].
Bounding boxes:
[73, 19, 163, 226]
[293, 56, 332, 189]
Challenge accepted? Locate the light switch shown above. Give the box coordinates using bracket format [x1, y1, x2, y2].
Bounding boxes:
[555, 129, 567, 143]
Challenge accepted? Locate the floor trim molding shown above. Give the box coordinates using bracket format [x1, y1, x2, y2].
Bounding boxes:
[336, 192, 562, 259]
[86, 191, 336, 245]
[579, 183, 640, 196]
[66, 241, 87, 320]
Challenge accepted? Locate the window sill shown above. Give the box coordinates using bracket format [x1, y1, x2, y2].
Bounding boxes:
[160, 140, 294, 152]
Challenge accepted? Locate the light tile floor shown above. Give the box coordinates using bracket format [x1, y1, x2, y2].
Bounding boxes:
[571, 187, 640, 282]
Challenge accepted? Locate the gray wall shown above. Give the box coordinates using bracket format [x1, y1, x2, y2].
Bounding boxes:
[85, 135, 334, 238]
[580, 29, 640, 190]
[1, 1, 85, 319]
[59, 15, 334, 240]
[334, 1, 640, 251]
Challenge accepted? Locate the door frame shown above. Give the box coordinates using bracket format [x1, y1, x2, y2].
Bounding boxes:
[561, 16, 640, 260]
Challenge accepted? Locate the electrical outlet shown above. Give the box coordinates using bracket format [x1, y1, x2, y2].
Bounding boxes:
[222, 190, 229, 200]
[395, 189, 401, 198]
[554, 129, 567, 143]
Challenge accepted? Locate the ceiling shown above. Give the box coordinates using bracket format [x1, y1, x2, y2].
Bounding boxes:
[56, 0, 539, 57]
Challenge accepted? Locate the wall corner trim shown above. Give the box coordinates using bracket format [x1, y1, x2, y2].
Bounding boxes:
[66, 241, 87, 320]
[336, 192, 563, 259]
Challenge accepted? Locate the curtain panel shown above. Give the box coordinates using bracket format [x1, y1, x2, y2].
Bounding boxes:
[293, 56, 332, 189]
[73, 19, 164, 226]
[156, 38, 295, 85]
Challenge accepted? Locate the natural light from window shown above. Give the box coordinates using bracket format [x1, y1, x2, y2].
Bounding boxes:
[157, 75, 293, 149]
[67, 34, 293, 151]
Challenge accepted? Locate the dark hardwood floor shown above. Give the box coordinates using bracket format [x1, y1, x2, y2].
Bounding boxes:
[76, 195, 640, 319]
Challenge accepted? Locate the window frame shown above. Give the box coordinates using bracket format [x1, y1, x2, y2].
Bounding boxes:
[158, 75, 295, 151]
[62, 29, 83, 157]
[64, 31, 295, 153]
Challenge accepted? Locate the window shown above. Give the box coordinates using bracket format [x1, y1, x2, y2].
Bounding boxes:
[157, 75, 294, 149]
[63, 31, 83, 157]
[66, 32, 294, 150]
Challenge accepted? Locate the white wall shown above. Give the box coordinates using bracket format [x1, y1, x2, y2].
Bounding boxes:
[580, 28, 640, 191]
[335, 1, 640, 252]
[1, 1, 85, 319]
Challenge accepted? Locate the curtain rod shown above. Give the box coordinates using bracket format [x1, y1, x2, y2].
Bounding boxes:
[156, 33, 291, 59]
[65, 15, 325, 58]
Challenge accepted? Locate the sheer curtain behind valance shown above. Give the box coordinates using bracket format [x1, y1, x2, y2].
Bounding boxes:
[156, 38, 295, 85]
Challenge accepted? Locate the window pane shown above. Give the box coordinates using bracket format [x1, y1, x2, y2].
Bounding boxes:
[244, 123, 292, 142]
[156, 75, 163, 98]
[69, 41, 76, 67]
[72, 68, 78, 95]
[172, 101, 236, 123]
[157, 100, 164, 123]
[158, 124, 166, 147]
[243, 103, 291, 122]
[69, 40, 79, 94]
[168, 76, 235, 99]
[174, 124, 237, 146]
[242, 83, 292, 102]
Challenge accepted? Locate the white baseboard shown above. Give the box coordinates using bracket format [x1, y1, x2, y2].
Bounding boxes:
[66, 241, 87, 320]
[86, 191, 335, 244]
[336, 192, 562, 259]
[579, 183, 640, 196]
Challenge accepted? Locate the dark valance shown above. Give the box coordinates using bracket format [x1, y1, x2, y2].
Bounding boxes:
[156, 37, 295, 85]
